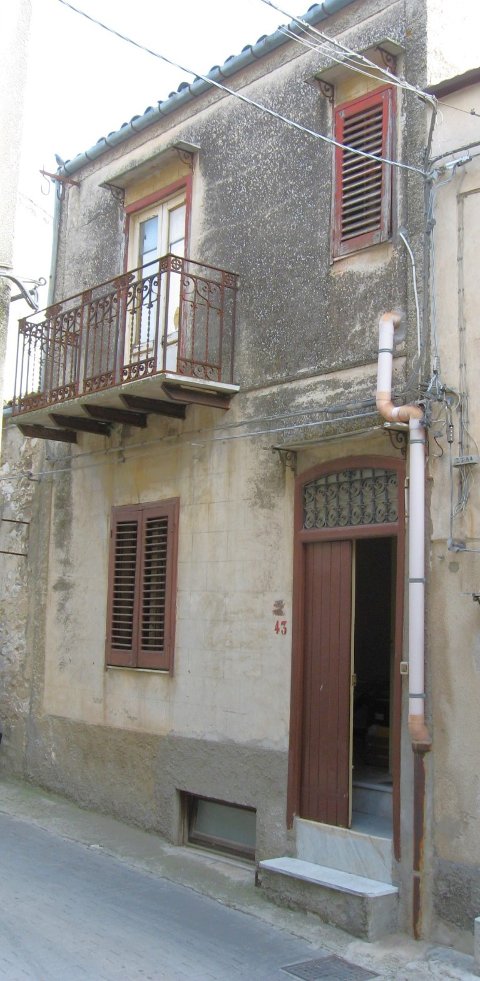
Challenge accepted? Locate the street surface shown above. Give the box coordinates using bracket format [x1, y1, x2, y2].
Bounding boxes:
[0, 812, 342, 980]
[0, 778, 478, 980]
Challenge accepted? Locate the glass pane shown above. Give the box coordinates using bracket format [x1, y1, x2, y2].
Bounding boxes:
[139, 216, 158, 265]
[189, 797, 256, 857]
[168, 204, 186, 256]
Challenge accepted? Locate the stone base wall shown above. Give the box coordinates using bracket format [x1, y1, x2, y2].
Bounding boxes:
[22, 714, 288, 859]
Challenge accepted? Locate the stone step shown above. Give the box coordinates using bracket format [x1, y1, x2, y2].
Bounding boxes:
[295, 817, 393, 884]
[352, 782, 393, 819]
[258, 857, 398, 942]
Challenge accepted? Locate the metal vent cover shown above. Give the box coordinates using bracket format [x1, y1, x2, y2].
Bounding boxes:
[282, 954, 379, 980]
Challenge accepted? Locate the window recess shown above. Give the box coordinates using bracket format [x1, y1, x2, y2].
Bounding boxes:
[184, 794, 256, 860]
[106, 499, 179, 672]
[333, 85, 394, 258]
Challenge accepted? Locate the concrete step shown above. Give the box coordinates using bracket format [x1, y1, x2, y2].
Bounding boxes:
[295, 817, 393, 884]
[257, 857, 398, 942]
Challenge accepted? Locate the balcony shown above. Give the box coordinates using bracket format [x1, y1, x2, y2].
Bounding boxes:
[13, 254, 239, 441]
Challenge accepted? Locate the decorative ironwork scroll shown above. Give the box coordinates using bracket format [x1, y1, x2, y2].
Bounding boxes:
[13, 255, 238, 415]
[303, 467, 398, 529]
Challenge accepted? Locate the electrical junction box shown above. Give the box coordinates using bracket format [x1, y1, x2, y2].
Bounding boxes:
[453, 455, 480, 467]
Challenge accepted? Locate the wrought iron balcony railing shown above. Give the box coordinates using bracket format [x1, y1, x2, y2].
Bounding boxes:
[13, 254, 238, 416]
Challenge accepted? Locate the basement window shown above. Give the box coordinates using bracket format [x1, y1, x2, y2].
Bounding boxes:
[332, 85, 394, 258]
[184, 794, 256, 860]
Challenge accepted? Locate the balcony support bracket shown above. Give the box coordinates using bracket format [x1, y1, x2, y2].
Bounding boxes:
[49, 413, 111, 436]
[162, 383, 232, 410]
[17, 423, 77, 443]
[120, 394, 186, 420]
[83, 404, 148, 428]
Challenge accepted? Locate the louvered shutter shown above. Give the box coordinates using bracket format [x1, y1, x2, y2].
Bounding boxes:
[138, 501, 178, 669]
[106, 507, 141, 667]
[106, 499, 179, 671]
[333, 86, 394, 257]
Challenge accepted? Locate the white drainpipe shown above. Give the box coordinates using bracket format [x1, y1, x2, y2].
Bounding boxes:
[376, 312, 431, 750]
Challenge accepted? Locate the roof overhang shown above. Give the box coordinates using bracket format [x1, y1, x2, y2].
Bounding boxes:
[100, 141, 201, 190]
[313, 37, 404, 89]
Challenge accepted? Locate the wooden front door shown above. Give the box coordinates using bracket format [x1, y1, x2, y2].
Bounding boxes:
[288, 457, 404, 852]
[300, 540, 352, 826]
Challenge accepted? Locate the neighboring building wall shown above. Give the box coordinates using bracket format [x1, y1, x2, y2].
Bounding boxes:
[0, 419, 44, 770]
[426, 0, 479, 87]
[426, 77, 480, 951]
[0, 0, 32, 436]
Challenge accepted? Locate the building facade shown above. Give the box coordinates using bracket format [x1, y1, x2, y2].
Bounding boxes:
[1, 0, 480, 950]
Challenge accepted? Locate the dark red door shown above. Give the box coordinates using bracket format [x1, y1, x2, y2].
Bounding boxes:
[300, 540, 352, 827]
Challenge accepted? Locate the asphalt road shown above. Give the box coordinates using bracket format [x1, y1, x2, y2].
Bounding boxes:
[0, 812, 331, 981]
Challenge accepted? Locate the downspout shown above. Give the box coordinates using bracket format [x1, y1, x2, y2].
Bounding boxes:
[376, 312, 431, 751]
[47, 183, 62, 306]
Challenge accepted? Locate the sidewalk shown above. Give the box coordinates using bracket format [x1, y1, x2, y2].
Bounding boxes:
[0, 774, 477, 980]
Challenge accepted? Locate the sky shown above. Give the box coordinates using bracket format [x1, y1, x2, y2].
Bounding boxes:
[24, 0, 284, 170]
[6, 0, 286, 397]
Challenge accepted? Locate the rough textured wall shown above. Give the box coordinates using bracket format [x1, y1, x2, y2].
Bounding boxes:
[0, 419, 42, 772]
[55, 182, 125, 301]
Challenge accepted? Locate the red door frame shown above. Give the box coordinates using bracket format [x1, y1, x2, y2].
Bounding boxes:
[287, 455, 405, 860]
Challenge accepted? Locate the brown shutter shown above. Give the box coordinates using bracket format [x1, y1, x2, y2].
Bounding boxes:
[106, 499, 179, 671]
[333, 86, 394, 257]
[138, 499, 179, 670]
[106, 507, 141, 667]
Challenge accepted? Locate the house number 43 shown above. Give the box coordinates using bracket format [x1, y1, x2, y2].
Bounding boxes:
[274, 620, 288, 635]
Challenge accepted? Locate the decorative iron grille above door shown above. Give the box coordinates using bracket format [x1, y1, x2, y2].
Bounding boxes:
[303, 467, 398, 530]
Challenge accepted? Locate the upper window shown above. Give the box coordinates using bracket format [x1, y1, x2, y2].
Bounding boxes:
[106, 499, 179, 672]
[128, 193, 187, 357]
[332, 85, 394, 258]
[129, 193, 186, 274]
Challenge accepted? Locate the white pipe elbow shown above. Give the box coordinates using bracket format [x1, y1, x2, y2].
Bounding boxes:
[376, 312, 424, 424]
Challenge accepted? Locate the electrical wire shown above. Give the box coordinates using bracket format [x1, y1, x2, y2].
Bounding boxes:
[398, 231, 421, 358]
[277, 23, 412, 95]
[55, 0, 427, 177]
[1, 404, 380, 482]
[437, 100, 480, 121]
[430, 139, 480, 165]
[258, 0, 437, 106]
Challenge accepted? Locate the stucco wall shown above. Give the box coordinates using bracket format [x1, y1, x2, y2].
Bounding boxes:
[0, 418, 45, 771]
[427, 82, 480, 949]
[0, 0, 441, 927]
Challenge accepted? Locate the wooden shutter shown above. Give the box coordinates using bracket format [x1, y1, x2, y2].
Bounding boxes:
[333, 86, 394, 257]
[138, 501, 178, 670]
[106, 499, 179, 671]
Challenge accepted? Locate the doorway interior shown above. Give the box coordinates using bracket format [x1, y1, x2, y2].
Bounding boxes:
[351, 536, 395, 836]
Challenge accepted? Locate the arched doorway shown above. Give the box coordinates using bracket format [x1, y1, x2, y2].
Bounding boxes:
[287, 457, 405, 854]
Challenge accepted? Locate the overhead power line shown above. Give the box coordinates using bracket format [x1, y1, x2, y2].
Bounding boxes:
[261, 0, 480, 126]
[259, 0, 437, 106]
[56, 0, 427, 177]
